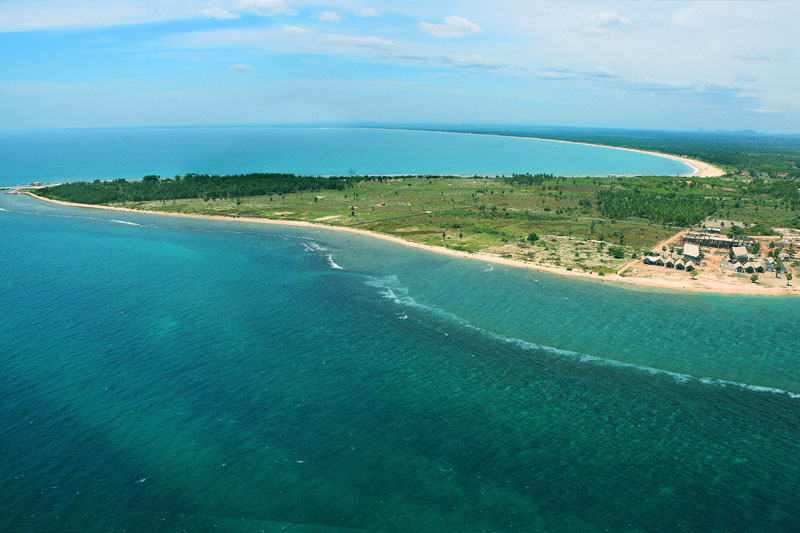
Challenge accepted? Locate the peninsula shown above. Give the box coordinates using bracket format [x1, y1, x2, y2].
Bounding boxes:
[17, 164, 799, 295]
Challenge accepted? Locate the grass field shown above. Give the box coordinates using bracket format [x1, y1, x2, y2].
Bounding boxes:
[35, 170, 800, 275]
[112, 176, 718, 273]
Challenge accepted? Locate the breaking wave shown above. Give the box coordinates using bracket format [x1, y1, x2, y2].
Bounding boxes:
[365, 274, 800, 399]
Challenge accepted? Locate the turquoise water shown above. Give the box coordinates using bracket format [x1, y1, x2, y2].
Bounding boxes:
[0, 127, 690, 185]
[1, 191, 799, 531]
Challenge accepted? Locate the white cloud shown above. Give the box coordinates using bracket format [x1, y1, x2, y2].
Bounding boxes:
[536, 66, 620, 81]
[733, 46, 798, 62]
[0, 0, 194, 31]
[233, 0, 295, 16]
[440, 54, 505, 70]
[282, 25, 308, 34]
[314, 10, 341, 22]
[577, 11, 635, 37]
[360, 8, 378, 18]
[321, 33, 397, 50]
[418, 16, 482, 39]
[753, 106, 779, 114]
[229, 64, 255, 72]
[201, 7, 240, 20]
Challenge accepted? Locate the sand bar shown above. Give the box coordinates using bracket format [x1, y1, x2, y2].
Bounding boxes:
[14, 190, 796, 296]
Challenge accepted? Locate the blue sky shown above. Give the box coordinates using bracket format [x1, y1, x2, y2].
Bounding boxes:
[1, 0, 798, 132]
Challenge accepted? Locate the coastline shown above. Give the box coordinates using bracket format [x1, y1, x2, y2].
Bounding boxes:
[16, 190, 796, 296]
[351, 127, 726, 178]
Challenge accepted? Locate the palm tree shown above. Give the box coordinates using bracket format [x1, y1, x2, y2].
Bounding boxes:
[787, 272, 793, 286]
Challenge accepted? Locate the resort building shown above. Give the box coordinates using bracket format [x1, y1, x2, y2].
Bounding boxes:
[683, 243, 701, 262]
[681, 232, 755, 249]
[732, 246, 749, 262]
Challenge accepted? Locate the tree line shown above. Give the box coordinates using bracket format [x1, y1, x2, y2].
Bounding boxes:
[596, 189, 717, 226]
[37, 173, 354, 204]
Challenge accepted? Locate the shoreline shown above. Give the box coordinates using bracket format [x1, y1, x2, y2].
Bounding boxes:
[349, 127, 725, 178]
[15, 190, 796, 296]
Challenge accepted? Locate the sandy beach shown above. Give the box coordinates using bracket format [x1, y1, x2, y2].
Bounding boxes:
[15, 190, 796, 296]
[356, 128, 726, 178]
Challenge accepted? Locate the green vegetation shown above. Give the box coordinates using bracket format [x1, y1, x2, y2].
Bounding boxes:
[399, 125, 800, 176]
[37, 173, 351, 204]
[596, 189, 717, 226]
[35, 165, 800, 274]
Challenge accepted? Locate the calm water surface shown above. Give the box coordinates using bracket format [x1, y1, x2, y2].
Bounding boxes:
[1, 192, 799, 531]
[0, 127, 691, 186]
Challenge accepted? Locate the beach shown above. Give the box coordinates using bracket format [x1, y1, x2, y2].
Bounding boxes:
[16, 190, 795, 296]
[358, 128, 726, 178]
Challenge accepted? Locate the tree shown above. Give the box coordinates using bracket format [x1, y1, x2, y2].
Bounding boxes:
[750, 273, 759, 283]
[607, 245, 625, 259]
[689, 269, 698, 279]
[441, 231, 446, 242]
[458, 232, 463, 244]
[527, 232, 539, 242]
[787, 272, 793, 286]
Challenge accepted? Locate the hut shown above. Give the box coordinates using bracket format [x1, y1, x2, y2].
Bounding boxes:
[665, 258, 675, 268]
[685, 261, 697, 272]
[735, 263, 745, 273]
[675, 259, 685, 270]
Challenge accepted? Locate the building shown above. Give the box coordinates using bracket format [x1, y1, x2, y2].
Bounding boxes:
[681, 232, 755, 249]
[732, 246, 749, 262]
[683, 243, 701, 262]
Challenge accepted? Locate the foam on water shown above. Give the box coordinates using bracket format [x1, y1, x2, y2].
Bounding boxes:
[326, 255, 343, 270]
[3, 192, 800, 531]
[110, 220, 141, 226]
[365, 274, 800, 399]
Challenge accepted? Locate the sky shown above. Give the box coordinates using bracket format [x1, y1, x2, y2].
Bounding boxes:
[1, 0, 799, 133]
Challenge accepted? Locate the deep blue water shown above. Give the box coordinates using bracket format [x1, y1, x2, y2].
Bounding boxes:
[1, 191, 799, 531]
[0, 127, 690, 186]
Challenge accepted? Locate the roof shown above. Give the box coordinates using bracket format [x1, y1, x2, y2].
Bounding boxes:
[683, 243, 701, 257]
[732, 246, 748, 256]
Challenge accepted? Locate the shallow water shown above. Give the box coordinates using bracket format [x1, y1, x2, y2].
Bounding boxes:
[1, 192, 799, 531]
[0, 127, 690, 186]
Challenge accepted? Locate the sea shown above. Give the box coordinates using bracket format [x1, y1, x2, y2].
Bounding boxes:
[1, 127, 799, 531]
[0, 126, 691, 183]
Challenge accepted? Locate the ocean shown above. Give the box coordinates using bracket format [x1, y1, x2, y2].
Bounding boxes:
[0, 126, 690, 185]
[1, 128, 799, 531]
